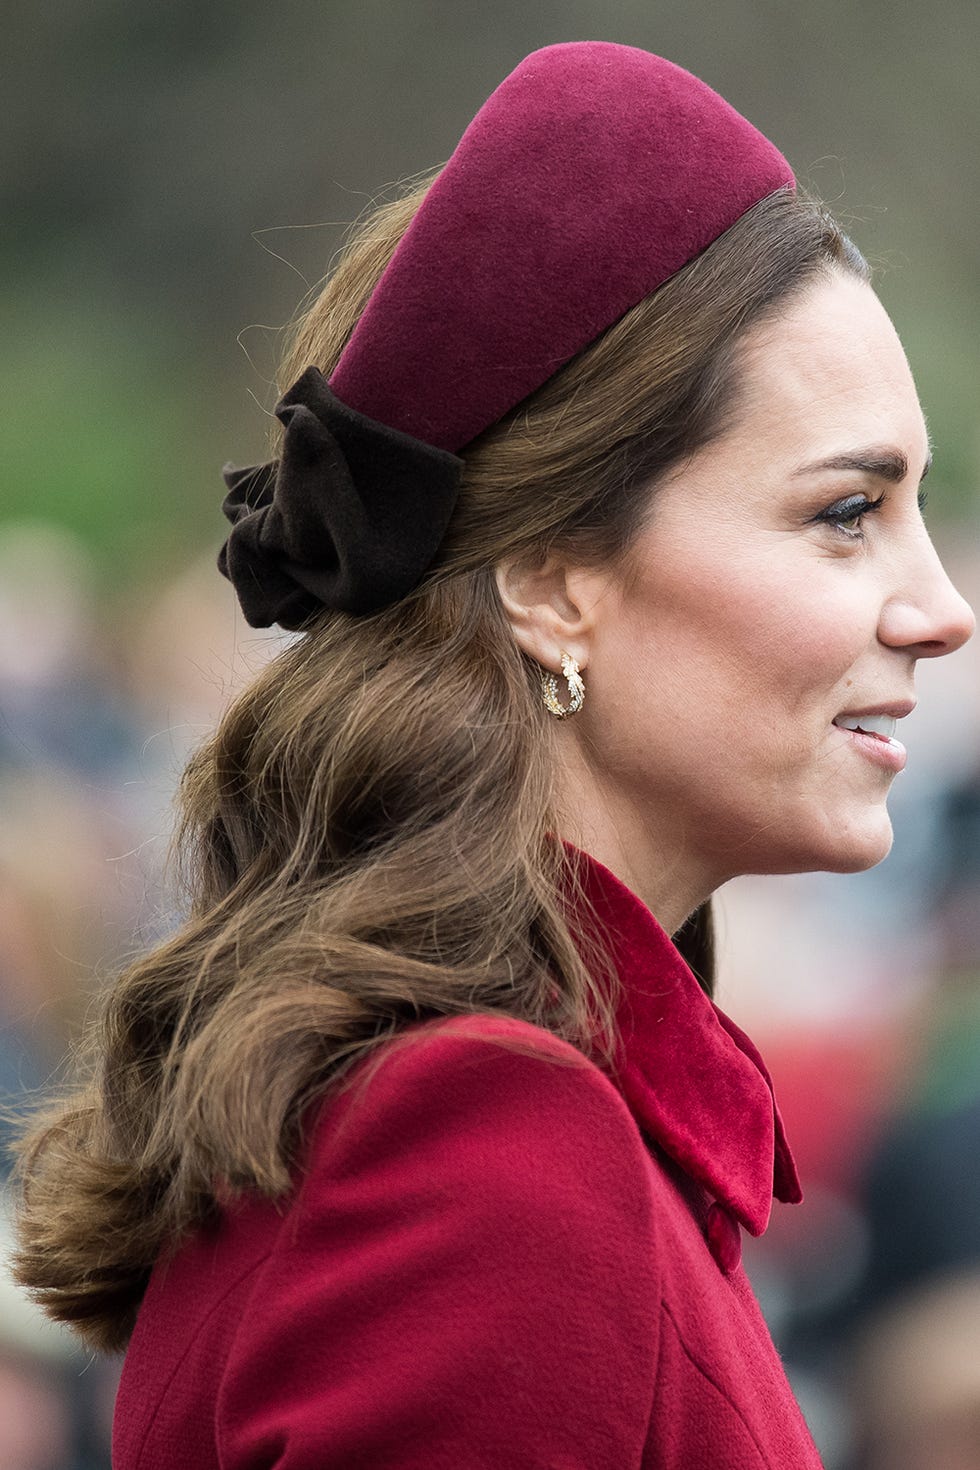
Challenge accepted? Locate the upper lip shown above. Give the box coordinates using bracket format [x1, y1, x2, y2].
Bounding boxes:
[834, 699, 917, 721]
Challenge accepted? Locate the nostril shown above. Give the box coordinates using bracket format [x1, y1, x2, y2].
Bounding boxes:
[879, 592, 975, 658]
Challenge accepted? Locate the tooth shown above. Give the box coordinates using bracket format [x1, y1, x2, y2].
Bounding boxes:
[834, 715, 898, 738]
[857, 716, 897, 739]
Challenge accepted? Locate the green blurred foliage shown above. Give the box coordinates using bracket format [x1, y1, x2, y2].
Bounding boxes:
[3, 0, 978, 585]
[2, 295, 216, 584]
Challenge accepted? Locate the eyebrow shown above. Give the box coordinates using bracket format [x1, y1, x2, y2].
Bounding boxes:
[793, 446, 933, 484]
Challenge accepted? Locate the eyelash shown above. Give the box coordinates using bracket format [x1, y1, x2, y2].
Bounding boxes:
[815, 488, 929, 540]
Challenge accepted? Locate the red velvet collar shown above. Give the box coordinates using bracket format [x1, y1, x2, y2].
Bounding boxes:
[565, 844, 802, 1236]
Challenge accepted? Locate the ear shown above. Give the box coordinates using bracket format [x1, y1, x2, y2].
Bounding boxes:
[494, 553, 610, 673]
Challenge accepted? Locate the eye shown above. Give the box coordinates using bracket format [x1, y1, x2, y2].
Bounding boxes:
[813, 492, 886, 540]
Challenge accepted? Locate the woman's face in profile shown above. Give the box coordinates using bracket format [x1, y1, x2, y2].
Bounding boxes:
[577, 270, 974, 886]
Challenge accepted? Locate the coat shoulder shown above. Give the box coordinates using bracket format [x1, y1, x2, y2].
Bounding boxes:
[300, 1011, 654, 1207]
[213, 1012, 665, 1467]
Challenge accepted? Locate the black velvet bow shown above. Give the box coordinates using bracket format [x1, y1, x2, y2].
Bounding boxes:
[218, 366, 464, 629]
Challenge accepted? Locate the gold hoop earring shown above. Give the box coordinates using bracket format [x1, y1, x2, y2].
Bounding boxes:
[541, 652, 585, 718]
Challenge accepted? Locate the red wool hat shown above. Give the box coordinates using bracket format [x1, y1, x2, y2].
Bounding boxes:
[220, 42, 794, 627]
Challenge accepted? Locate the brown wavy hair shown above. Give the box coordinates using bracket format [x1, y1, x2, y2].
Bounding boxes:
[10, 178, 869, 1353]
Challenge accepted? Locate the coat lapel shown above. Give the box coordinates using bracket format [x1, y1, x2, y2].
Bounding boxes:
[563, 843, 802, 1236]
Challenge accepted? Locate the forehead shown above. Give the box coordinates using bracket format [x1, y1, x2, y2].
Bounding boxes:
[732, 272, 928, 464]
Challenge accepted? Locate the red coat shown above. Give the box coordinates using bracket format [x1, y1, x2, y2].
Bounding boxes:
[113, 848, 824, 1468]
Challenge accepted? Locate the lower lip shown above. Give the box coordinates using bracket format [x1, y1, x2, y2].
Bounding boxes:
[834, 725, 907, 773]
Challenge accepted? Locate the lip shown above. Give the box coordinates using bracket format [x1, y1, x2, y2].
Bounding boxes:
[834, 724, 907, 772]
[831, 700, 914, 774]
[833, 699, 917, 721]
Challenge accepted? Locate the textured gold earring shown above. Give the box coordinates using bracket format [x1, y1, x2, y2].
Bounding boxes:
[541, 651, 585, 718]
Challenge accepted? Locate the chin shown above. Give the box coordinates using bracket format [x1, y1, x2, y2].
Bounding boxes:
[745, 805, 895, 878]
[806, 810, 895, 875]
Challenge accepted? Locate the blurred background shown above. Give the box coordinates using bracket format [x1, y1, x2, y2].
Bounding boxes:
[2, 3, 979, 1466]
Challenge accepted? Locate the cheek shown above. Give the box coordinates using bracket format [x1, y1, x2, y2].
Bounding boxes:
[611, 558, 875, 730]
[742, 570, 882, 717]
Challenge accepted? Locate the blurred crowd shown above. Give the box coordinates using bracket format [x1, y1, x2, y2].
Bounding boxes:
[0, 522, 285, 1469]
[2, 518, 979, 1469]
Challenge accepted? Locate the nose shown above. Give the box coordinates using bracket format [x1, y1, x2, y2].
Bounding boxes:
[878, 532, 975, 658]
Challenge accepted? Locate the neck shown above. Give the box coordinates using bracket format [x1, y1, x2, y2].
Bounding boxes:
[552, 745, 714, 937]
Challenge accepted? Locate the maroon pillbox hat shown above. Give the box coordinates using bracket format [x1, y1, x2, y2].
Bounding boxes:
[330, 42, 794, 453]
[220, 42, 795, 626]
